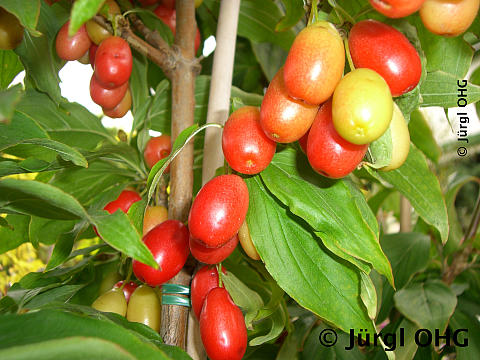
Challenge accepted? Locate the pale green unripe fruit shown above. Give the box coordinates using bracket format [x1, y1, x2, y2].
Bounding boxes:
[92, 288, 127, 316]
[332, 68, 393, 145]
[126, 285, 161, 332]
[381, 103, 410, 171]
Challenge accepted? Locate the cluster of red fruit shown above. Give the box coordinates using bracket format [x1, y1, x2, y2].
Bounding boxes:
[92, 279, 162, 332]
[55, 1, 133, 118]
[222, 18, 422, 178]
[369, 0, 479, 38]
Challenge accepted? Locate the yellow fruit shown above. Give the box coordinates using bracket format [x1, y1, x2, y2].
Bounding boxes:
[381, 104, 410, 171]
[126, 285, 161, 332]
[238, 220, 260, 260]
[92, 288, 127, 316]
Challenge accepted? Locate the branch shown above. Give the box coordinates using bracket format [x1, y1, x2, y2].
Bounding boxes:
[161, 0, 198, 351]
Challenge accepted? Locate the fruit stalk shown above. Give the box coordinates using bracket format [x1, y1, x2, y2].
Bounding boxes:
[160, 0, 197, 351]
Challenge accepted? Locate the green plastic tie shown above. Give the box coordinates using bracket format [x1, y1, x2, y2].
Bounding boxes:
[162, 295, 191, 307]
[161, 284, 190, 295]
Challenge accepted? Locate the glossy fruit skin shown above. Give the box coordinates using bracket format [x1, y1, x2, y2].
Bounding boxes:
[103, 87, 132, 118]
[104, 189, 142, 214]
[191, 265, 226, 319]
[154, 5, 201, 53]
[90, 75, 128, 109]
[332, 68, 393, 145]
[132, 220, 190, 286]
[56, 22, 92, 61]
[188, 175, 249, 248]
[222, 106, 276, 174]
[200, 287, 247, 360]
[89, 43, 98, 68]
[349, 20, 422, 97]
[126, 285, 161, 332]
[298, 130, 309, 154]
[143, 135, 172, 169]
[420, 0, 480, 37]
[238, 220, 260, 260]
[307, 100, 369, 178]
[0, 8, 24, 50]
[284, 21, 344, 105]
[103, 0, 121, 15]
[86, 19, 111, 45]
[92, 288, 127, 316]
[190, 234, 238, 265]
[114, 281, 138, 303]
[143, 205, 168, 235]
[380, 104, 410, 171]
[260, 68, 318, 143]
[94, 36, 132, 88]
[369, 0, 425, 18]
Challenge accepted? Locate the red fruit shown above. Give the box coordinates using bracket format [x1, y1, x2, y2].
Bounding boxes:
[89, 43, 98, 68]
[90, 75, 128, 109]
[154, 4, 201, 53]
[162, 0, 175, 8]
[190, 235, 238, 265]
[143, 135, 172, 169]
[55, 21, 92, 61]
[94, 36, 132, 89]
[190, 265, 227, 319]
[188, 175, 249, 248]
[132, 220, 189, 286]
[222, 107, 276, 174]
[260, 68, 318, 143]
[103, 88, 132, 118]
[104, 189, 142, 214]
[114, 281, 138, 303]
[200, 287, 247, 360]
[307, 100, 368, 179]
[369, 0, 425, 18]
[349, 20, 422, 97]
[283, 22, 345, 105]
[298, 129, 309, 154]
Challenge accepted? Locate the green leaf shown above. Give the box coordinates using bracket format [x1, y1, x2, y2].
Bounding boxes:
[0, 111, 49, 151]
[49, 161, 133, 207]
[91, 210, 158, 269]
[251, 42, 288, 82]
[277, 310, 316, 359]
[420, 71, 480, 108]
[130, 52, 150, 116]
[276, 0, 304, 32]
[360, 272, 377, 320]
[245, 175, 374, 334]
[135, 8, 174, 46]
[0, 337, 136, 360]
[450, 307, 480, 360]
[222, 271, 264, 329]
[0, 0, 41, 36]
[408, 109, 441, 163]
[0, 178, 88, 220]
[24, 285, 84, 309]
[249, 304, 287, 346]
[69, 0, 105, 35]
[127, 199, 147, 235]
[301, 325, 366, 360]
[0, 309, 185, 359]
[0, 84, 23, 124]
[414, 15, 474, 78]
[0, 50, 24, 90]
[29, 217, 77, 248]
[0, 215, 29, 254]
[388, 318, 420, 360]
[370, 144, 449, 243]
[232, 39, 265, 94]
[14, 15, 62, 102]
[394, 280, 457, 333]
[46, 227, 79, 270]
[260, 149, 393, 285]
[377, 233, 431, 322]
[204, 0, 296, 51]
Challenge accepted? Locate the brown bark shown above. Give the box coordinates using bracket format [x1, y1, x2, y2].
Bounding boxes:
[161, 0, 197, 349]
